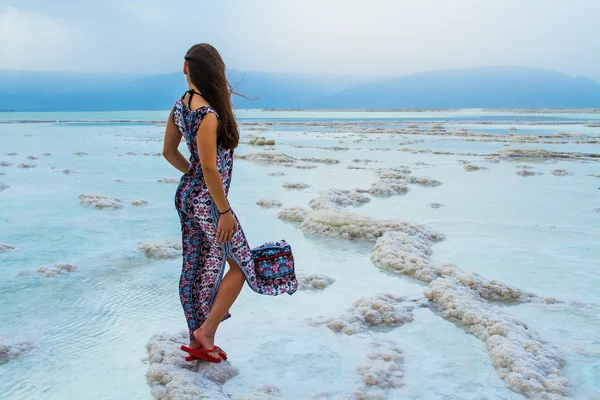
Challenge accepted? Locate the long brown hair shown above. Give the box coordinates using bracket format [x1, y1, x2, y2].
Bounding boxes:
[184, 43, 242, 150]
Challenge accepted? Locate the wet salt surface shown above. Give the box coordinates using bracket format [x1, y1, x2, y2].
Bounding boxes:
[0, 112, 599, 400]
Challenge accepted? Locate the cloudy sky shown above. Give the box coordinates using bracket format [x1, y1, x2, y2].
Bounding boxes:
[1, 0, 599, 81]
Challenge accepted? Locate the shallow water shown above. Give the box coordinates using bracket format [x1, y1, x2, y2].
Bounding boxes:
[1, 111, 599, 399]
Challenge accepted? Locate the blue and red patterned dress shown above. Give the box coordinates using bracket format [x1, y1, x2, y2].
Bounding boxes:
[172, 94, 297, 340]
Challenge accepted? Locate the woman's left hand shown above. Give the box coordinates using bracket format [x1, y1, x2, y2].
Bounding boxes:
[216, 211, 238, 243]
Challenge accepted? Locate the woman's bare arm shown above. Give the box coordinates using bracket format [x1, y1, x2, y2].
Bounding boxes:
[196, 113, 230, 213]
[162, 110, 190, 174]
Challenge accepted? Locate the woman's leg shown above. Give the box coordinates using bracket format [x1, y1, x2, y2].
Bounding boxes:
[179, 217, 203, 344]
[193, 257, 245, 357]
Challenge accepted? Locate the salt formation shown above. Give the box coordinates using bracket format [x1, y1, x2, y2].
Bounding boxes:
[298, 274, 335, 291]
[235, 386, 284, 400]
[353, 340, 405, 400]
[593, 208, 600, 214]
[0, 182, 9, 191]
[5, 152, 17, 156]
[294, 165, 317, 170]
[26, 155, 38, 160]
[79, 193, 124, 209]
[551, 169, 571, 176]
[282, 182, 310, 189]
[347, 165, 366, 170]
[18, 163, 36, 168]
[21, 263, 78, 277]
[42, 153, 52, 156]
[365, 181, 409, 197]
[158, 178, 179, 184]
[298, 209, 442, 242]
[409, 176, 442, 186]
[517, 170, 542, 177]
[498, 147, 597, 161]
[132, 200, 149, 206]
[315, 294, 415, 335]
[299, 157, 340, 164]
[516, 164, 533, 169]
[238, 152, 296, 166]
[256, 198, 283, 208]
[371, 231, 531, 303]
[0, 161, 11, 166]
[146, 331, 238, 400]
[138, 239, 182, 259]
[126, 152, 136, 155]
[588, 174, 600, 178]
[426, 279, 569, 399]
[277, 207, 308, 222]
[73, 152, 88, 156]
[61, 169, 77, 174]
[247, 135, 275, 146]
[427, 203, 445, 209]
[308, 189, 370, 210]
[0, 336, 36, 364]
[0, 243, 16, 252]
[508, 127, 519, 131]
[267, 172, 285, 176]
[464, 164, 488, 172]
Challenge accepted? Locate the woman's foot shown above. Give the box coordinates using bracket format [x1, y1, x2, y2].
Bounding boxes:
[193, 327, 220, 360]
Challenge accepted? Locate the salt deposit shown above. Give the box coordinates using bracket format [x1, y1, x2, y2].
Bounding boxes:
[282, 182, 310, 189]
[551, 169, 572, 176]
[277, 207, 308, 223]
[299, 157, 340, 165]
[18, 163, 36, 168]
[408, 176, 442, 186]
[347, 165, 366, 170]
[26, 155, 38, 160]
[0, 182, 9, 191]
[313, 294, 415, 335]
[73, 152, 88, 156]
[294, 165, 318, 170]
[238, 152, 296, 166]
[517, 170, 542, 177]
[308, 189, 371, 210]
[267, 172, 285, 176]
[61, 169, 77, 174]
[464, 164, 488, 172]
[588, 174, 600, 178]
[79, 193, 124, 209]
[256, 198, 283, 208]
[235, 386, 284, 400]
[21, 263, 78, 277]
[298, 274, 335, 291]
[371, 231, 532, 303]
[42, 153, 52, 156]
[138, 239, 182, 259]
[426, 279, 569, 399]
[298, 209, 442, 242]
[353, 340, 405, 400]
[132, 200, 149, 206]
[145, 331, 238, 400]
[0, 336, 36, 365]
[497, 147, 599, 161]
[158, 178, 179, 184]
[364, 181, 409, 197]
[0, 243, 16, 252]
[5, 152, 17, 156]
[427, 203, 445, 208]
[0, 161, 11, 166]
[593, 208, 600, 214]
[516, 164, 534, 169]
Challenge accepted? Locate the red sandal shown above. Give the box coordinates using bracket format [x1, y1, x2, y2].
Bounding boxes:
[184, 346, 227, 362]
[180, 345, 222, 363]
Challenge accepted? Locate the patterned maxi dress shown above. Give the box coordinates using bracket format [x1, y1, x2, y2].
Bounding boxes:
[172, 97, 297, 340]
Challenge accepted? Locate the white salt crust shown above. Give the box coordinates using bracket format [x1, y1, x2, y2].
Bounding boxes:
[79, 193, 124, 209]
[138, 239, 182, 259]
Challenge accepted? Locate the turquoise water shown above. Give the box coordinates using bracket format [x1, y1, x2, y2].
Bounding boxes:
[0, 111, 599, 399]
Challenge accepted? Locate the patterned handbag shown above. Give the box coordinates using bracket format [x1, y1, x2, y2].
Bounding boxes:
[251, 240, 296, 281]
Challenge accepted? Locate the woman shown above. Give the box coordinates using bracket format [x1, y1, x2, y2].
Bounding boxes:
[162, 44, 297, 363]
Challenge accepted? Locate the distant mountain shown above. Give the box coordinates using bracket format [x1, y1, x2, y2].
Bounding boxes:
[313, 66, 600, 108]
[0, 66, 598, 111]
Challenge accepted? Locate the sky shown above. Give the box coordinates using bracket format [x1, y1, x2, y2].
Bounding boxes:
[1, 0, 599, 81]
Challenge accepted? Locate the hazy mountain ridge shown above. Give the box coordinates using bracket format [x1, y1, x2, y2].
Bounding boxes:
[0, 66, 599, 111]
